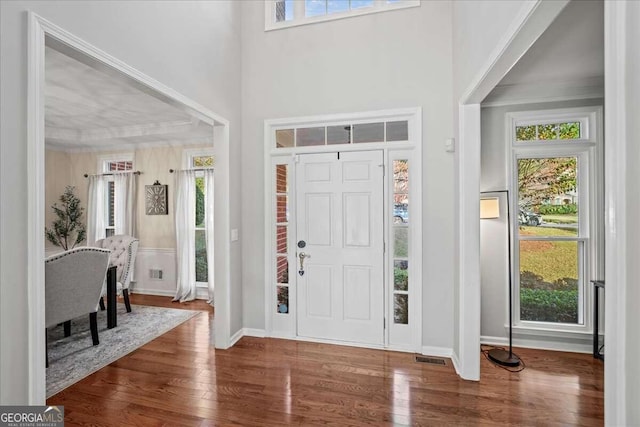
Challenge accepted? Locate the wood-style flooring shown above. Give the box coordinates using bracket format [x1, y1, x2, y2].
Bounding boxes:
[48, 294, 604, 426]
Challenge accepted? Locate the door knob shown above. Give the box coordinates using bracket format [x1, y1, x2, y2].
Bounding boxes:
[298, 252, 311, 276]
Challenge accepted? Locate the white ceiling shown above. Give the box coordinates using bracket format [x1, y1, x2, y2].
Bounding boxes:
[487, 0, 604, 101]
[45, 46, 213, 151]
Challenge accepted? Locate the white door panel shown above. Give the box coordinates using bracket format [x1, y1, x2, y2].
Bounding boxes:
[296, 151, 384, 345]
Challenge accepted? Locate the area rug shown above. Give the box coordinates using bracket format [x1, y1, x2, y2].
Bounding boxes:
[46, 303, 199, 397]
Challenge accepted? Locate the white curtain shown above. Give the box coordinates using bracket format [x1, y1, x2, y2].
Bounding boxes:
[114, 172, 137, 236]
[204, 169, 215, 303]
[174, 170, 197, 302]
[86, 175, 107, 246]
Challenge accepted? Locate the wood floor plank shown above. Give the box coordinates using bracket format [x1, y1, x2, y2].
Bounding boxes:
[48, 294, 603, 426]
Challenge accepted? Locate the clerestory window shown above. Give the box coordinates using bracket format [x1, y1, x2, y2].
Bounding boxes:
[266, 0, 420, 31]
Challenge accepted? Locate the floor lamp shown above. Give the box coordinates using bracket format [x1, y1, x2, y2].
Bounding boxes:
[480, 191, 521, 367]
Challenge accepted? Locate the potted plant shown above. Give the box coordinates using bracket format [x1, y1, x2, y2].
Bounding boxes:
[45, 186, 86, 251]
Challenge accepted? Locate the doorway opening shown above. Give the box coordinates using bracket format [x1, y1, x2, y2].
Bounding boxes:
[27, 13, 232, 402]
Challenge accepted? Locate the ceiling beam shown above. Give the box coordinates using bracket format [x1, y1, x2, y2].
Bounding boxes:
[45, 120, 210, 143]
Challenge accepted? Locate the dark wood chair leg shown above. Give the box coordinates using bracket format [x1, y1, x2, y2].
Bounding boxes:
[123, 289, 132, 313]
[63, 320, 71, 337]
[45, 328, 49, 368]
[99, 296, 105, 311]
[90, 312, 99, 345]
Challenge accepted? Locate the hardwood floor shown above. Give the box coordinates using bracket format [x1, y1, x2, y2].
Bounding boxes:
[48, 295, 603, 426]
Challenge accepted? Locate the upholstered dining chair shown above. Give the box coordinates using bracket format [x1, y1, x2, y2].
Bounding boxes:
[95, 235, 139, 313]
[45, 247, 111, 367]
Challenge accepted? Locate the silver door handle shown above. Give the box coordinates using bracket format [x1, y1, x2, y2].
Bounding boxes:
[298, 252, 311, 276]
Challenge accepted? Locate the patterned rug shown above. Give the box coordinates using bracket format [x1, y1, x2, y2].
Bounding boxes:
[46, 303, 199, 397]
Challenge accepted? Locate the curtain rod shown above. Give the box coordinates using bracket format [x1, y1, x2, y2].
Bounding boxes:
[169, 168, 214, 173]
[83, 171, 142, 178]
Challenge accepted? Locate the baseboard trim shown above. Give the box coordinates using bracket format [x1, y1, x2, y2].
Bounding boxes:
[481, 335, 591, 354]
[450, 351, 461, 376]
[421, 346, 453, 358]
[130, 287, 175, 297]
[230, 328, 244, 347]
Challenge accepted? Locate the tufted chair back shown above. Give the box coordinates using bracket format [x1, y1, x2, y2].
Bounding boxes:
[45, 247, 111, 328]
[95, 235, 139, 290]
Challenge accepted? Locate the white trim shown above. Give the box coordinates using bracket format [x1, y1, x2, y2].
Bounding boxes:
[182, 147, 216, 169]
[97, 152, 135, 173]
[27, 11, 46, 404]
[264, 0, 420, 32]
[604, 1, 628, 424]
[481, 335, 591, 354]
[457, 104, 481, 381]
[421, 346, 453, 359]
[129, 288, 175, 298]
[457, 0, 570, 384]
[510, 324, 592, 339]
[460, 1, 570, 105]
[264, 107, 422, 353]
[27, 13, 232, 403]
[267, 107, 418, 130]
[46, 136, 213, 154]
[229, 328, 244, 347]
[508, 106, 603, 336]
[450, 351, 461, 377]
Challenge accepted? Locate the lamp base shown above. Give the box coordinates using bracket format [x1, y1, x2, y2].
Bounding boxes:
[487, 348, 521, 367]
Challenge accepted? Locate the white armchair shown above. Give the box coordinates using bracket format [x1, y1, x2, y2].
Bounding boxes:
[45, 247, 111, 366]
[95, 235, 139, 313]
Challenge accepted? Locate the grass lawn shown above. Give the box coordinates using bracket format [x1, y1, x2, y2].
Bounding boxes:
[542, 214, 578, 224]
[519, 226, 577, 283]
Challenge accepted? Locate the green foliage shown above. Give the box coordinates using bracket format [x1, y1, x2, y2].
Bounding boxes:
[520, 271, 577, 291]
[537, 203, 577, 215]
[195, 179, 205, 226]
[195, 231, 208, 282]
[394, 267, 408, 291]
[518, 157, 577, 208]
[520, 271, 578, 323]
[45, 186, 86, 250]
[515, 122, 580, 141]
[520, 288, 578, 323]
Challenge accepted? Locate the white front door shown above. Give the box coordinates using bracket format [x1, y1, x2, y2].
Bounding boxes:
[296, 150, 384, 345]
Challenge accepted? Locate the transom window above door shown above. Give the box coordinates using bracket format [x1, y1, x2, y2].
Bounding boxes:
[274, 120, 409, 148]
[266, 0, 420, 31]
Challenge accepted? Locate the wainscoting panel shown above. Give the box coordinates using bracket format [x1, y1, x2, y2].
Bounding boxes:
[132, 248, 177, 297]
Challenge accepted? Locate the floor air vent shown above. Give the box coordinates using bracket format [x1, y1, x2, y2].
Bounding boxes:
[415, 356, 446, 366]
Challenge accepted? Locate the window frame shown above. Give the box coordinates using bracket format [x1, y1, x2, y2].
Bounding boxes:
[183, 148, 215, 288]
[265, 0, 420, 31]
[97, 153, 134, 238]
[264, 107, 423, 353]
[507, 106, 603, 335]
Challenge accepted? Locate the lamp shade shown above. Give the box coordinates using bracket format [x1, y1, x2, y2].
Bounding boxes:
[480, 197, 500, 219]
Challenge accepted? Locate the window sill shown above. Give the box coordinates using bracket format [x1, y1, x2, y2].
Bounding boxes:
[510, 324, 592, 339]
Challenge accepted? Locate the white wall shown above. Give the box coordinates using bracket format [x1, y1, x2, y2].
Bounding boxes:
[241, 2, 455, 349]
[480, 98, 603, 350]
[0, 0, 242, 404]
[622, 2, 640, 423]
[452, 0, 536, 100]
